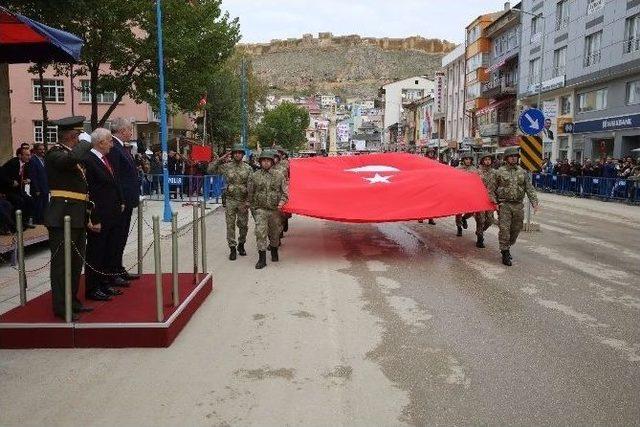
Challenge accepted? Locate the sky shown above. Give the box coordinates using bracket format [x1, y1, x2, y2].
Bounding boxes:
[220, 0, 512, 45]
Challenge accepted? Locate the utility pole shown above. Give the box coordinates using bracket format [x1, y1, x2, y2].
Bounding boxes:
[241, 58, 248, 149]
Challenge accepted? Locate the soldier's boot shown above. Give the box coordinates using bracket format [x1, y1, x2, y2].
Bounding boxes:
[476, 235, 485, 248]
[501, 250, 512, 266]
[456, 226, 463, 237]
[229, 246, 237, 261]
[461, 217, 468, 229]
[428, 219, 436, 225]
[237, 243, 247, 256]
[269, 246, 279, 262]
[255, 251, 267, 269]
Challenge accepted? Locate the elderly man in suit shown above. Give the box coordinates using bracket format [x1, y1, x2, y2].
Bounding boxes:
[1, 147, 36, 228]
[28, 143, 49, 224]
[107, 117, 141, 282]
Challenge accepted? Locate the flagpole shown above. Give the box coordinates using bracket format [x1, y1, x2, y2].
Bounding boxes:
[203, 108, 207, 146]
[156, 0, 172, 222]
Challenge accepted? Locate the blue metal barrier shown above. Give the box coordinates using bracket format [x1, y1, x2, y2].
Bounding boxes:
[143, 174, 225, 204]
[532, 173, 639, 204]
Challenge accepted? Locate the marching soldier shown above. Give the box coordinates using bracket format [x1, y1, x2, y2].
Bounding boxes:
[208, 144, 252, 260]
[45, 116, 97, 321]
[475, 152, 497, 249]
[490, 146, 539, 266]
[248, 150, 288, 269]
[455, 152, 475, 236]
[273, 145, 292, 235]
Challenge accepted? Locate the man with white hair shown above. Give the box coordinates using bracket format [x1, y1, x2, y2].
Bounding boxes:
[107, 117, 141, 283]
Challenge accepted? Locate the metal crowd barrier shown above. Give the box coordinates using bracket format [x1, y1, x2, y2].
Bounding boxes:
[141, 174, 225, 204]
[532, 174, 640, 203]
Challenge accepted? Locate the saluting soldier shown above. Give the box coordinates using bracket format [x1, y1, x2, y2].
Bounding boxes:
[45, 116, 98, 321]
[455, 152, 475, 237]
[490, 146, 539, 266]
[248, 150, 288, 269]
[475, 152, 497, 249]
[208, 143, 252, 260]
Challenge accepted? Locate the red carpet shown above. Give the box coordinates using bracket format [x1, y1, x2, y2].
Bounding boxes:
[0, 273, 213, 349]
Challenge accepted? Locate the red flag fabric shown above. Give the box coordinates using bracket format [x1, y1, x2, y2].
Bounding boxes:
[191, 145, 212, 162]
[283, 153, 495, 223]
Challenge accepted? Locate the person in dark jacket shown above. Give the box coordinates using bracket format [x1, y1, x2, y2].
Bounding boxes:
[1, 147, 36, 227]
[28, 143, 49, 224]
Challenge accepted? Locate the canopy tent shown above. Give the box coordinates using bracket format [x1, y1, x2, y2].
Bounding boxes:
[283, 153, 495, 223]
[0, 6, 83, 63]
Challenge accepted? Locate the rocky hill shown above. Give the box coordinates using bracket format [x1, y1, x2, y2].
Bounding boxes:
[240, 33, 456, 99]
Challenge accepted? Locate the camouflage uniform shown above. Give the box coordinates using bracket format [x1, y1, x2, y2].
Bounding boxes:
[455, 161, 476, 233]
[475, 155, 497, 238]
[209, 146, 252, 249]
[273, 147, 291, 234]
[491, 151, 538, 253]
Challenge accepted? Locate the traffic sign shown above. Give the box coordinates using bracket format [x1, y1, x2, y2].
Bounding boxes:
[518, 135, 543, 172]
[518, 108, 545, 136]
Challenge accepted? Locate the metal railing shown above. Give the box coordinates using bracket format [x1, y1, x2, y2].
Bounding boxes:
[584, 51, 601, 67]
[624, 37, 640, 54]
[532, 174, 640, 203]
[141, 174, 225, 204]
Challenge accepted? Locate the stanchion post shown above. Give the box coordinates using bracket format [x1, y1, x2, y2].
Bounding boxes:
[15, 210, 27, 306]
[153, 215, 164, 322]
[192, 203, 199, 275]
[171, 211, 179, 306]
[200, 201, 207, 273]
[137, 199, 144, 275]
[64, 215, 72, 323]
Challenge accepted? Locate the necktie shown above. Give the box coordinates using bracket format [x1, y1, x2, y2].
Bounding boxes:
[19, 163, 24, 182]
[102, 156, 114, 176]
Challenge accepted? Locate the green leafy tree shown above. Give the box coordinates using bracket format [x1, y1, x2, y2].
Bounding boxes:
[254, 102, 309, 152]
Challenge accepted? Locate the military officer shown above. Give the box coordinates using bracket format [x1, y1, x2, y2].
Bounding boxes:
[490, 146, 539, 266]
[45, 116, 98, 321]
[248, 150, 288, 269]
[209, 143, 252, 260]
[475, 152, 497, 249]
[455, 151, 475, 237]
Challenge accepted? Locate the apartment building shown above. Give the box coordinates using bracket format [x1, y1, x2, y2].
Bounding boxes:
[442, 44, 469, 147]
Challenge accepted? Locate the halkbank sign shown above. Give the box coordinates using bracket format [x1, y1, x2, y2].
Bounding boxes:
[573, 113, 640, 134]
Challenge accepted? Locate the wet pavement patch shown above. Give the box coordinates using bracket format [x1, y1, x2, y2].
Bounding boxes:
[290, 310, 315, 318]
[234, 367, 296, 381]
[322, 365, 353, 380]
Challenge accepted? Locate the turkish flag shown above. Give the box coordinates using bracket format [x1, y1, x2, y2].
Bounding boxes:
[283, 153, 495, 223]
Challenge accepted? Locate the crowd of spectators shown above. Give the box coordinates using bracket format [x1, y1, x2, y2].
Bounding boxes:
[541, 156, 640, 180]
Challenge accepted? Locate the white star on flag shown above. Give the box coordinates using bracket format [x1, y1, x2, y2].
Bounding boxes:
[364, 173, 391, 184]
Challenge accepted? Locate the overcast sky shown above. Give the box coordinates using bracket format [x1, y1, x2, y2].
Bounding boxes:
[221, 0, 512, 45]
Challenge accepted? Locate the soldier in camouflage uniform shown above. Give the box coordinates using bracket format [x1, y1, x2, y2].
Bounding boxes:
[475, 152, 497, 249]
[273, 145, 292, 234]
[455, 152, 475, 236]
[248, 150, 289, 269]
[490, 146, 539, 266]
[208, 144, 252, 260]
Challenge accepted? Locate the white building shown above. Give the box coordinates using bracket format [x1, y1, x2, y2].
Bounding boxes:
[319, 94, 337, 108]
[379, 76, 435, 144]
[441, 44, 469, 145]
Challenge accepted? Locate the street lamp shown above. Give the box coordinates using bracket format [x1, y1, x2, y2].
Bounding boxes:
[513, 6, 545, 111]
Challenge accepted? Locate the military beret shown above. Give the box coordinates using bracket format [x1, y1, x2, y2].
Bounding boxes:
[51, 116, 86, 132]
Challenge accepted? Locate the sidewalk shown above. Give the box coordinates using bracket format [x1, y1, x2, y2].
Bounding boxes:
[0, 199, 220, 315]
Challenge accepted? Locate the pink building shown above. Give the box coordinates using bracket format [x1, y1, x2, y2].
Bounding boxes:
[8, 64, 194, 152]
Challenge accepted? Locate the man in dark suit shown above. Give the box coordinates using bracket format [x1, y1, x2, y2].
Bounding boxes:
[83, 128, 126, 301]
[45, 116, 96, 321]
[1, 147, 36, 228]
[107, 117, 141, 282]
[28, 143, 49, 224]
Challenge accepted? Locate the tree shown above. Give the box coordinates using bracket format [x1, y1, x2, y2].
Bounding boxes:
[254, 102, 309, 152]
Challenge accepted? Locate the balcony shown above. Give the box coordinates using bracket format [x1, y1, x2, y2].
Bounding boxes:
[481, 77, 517, 98]
[587, 0, 603, 15]
[625, 37, 640, 54]
[584, 51, 601, 67]
[479, 122, 516, 137]
[555, 16, 569, 31]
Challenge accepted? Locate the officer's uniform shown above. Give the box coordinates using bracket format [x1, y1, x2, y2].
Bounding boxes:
[44, 116, 90, 318]
[490, 146, 539, 266]
[455, 154, 475, 236]
[209, 144, 252, 260]
[248, 150, 288, 269]
[475, 152, 497, 248]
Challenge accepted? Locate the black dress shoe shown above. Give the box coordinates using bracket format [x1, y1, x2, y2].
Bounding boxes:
[121, 272, 140, 281]
[55, 312, 80, 321]
[102, 287, 123, 296]
[73, 306, 94, 313]
[87, 290, 112, 301]
[110, 277, 131, 288]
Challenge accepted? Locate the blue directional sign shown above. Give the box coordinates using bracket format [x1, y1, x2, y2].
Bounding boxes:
[518, 108, 545, 136]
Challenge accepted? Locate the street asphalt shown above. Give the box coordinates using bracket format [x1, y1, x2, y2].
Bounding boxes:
[0, 193, 638, 426]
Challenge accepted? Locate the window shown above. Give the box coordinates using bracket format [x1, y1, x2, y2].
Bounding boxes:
[560, 95, 572, 115]
[529, 57, 541, 84]
[32, 79, 64, 102]
[467, 25, 480, 44]
[626, 80, 640, 105]
[531, 14, 543, 38]
[466, 82, 481, 100]
[584, 31, 602, 66]
[466, 52, 486, 73]
[553, 46, 567, 77]
[587, 0, 603, 15]
[80, 80, 117, 104]
[33, 120, 58, 143]
[577, 88, 607, 113]
[556, 1, 569, 30]
[624, 14, 640, 54]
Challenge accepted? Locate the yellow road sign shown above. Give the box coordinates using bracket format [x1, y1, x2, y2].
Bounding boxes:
[518, 135, 543, 172]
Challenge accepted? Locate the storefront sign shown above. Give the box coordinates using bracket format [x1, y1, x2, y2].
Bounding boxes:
[573, 113, 640, 133]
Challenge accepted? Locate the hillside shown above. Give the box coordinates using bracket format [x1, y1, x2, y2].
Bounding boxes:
[240, 33, 455, 99]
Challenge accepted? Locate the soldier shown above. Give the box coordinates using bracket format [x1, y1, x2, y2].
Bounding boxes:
[248, 150, 288, 269]
[455, 152, 475, 236]
[475, 152, 497, 249]
[273, 145, 292, 234]
[45, 116, 98, 321]
[208, 144, 252, 260]
[490, 146, 539, 266]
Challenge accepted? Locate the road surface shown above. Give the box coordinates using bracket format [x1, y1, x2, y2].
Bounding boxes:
[1, 193, 639, 426]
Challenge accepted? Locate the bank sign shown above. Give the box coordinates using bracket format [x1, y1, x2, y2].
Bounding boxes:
[573, 113, 640, 133]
